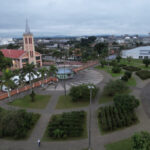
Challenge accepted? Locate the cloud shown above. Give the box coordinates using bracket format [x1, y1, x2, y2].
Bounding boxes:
[0, 0, 150, 36]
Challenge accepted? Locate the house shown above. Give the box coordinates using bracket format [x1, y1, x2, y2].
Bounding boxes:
[1, 21, 42, 69]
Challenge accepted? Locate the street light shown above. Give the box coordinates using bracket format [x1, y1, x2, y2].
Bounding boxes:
[88, 85, 94, 150]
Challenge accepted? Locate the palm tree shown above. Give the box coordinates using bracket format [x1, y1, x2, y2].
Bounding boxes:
[23, 63, 37, 90]
[38, 67, 48, 87]
[48, 65, 58, 77]
[2, 69, 15, 100]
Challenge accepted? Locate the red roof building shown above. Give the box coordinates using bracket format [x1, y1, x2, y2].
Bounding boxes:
[1, 49, 25, 59]
[0, 20, 42, 69]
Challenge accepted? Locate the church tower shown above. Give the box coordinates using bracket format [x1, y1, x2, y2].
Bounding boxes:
[23, 20, 36, 65]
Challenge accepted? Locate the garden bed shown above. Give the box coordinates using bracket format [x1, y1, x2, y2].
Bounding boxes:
[98, 106, 138, 134]
[0, 108, 40, 139]
[43, 111, 87, 141]
[136, 70, 150, 80]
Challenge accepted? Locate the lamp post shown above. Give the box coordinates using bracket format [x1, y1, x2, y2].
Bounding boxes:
[88, 85, 94, 150]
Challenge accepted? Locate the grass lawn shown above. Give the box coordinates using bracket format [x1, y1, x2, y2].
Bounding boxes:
[42, 113, 87, 141]
[99, 89, 131, 104]
[120, 58, 150, 70]
[99, 94, 113, 104]
[9, 94, 51, 109]
[126, 77, 136, 86]
[95, 65, 124, 77]
[105, 138, 132, 150]
[55, 95, 89, 109]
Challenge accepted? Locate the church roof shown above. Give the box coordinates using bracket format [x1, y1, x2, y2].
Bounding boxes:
[1, 49, 25, 59]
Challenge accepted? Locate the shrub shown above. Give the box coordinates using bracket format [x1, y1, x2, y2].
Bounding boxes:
[121, 71, 132, 81]
[69, 84, 98, 102]
[112, 66, 121, 73]
[121, 75, 129, 81]
[136, 70, 150, 80]
[125, 71, 132, 78]
[114, 94, 140, 113]
[132, 131, 150, 150]
[123, 66, 141, 72]
[109, 60, 117, 66]
[47, 111, 86, 139]
[103, 80, 129, 96]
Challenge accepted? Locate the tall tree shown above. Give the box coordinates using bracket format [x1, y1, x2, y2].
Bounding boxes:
[23, 63, 37, 90]
[48, 65, 58, 77]
[2, 69, 15, 99]
[94, 43, 108, 57]
[38, 67, 48, 87]
[143, 58, 150, 68]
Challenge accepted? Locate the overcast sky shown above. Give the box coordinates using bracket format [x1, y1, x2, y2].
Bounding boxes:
[0, 0, 150, 36]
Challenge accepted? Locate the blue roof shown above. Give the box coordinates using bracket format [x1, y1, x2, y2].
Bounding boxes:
[57, 68, 72, 74]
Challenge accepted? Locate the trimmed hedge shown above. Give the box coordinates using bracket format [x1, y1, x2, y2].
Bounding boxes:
[136, 70, 150, 80]
[98, 106, 138, 132]
[0, 108, 40, 139]
[123, 66, 141, 72]
[47, 111, 86, 139]
[112, 66, 121, 73]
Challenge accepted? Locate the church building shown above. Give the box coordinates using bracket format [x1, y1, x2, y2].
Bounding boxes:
[1, 21, 42, 69]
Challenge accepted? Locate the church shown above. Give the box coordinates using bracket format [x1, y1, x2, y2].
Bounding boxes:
[1, 21, 42, 69]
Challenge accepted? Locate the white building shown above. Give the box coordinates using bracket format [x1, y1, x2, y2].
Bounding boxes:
[0, 38, 15, 45]
[122, 46, 150, 59]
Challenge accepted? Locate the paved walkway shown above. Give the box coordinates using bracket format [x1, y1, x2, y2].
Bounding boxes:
[1, 69, 150, 150]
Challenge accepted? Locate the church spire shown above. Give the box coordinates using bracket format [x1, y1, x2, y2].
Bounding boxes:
[25, 19, 31, 34]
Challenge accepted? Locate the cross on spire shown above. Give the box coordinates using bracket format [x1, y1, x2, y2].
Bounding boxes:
[25, 19, 31, 34]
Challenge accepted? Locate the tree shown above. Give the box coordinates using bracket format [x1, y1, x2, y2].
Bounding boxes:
[132, 131, 150, 150]
[103, 80, 128, 96]
[127, 56, 133, 63]
[100, 59, 107, 68]
[22, 63, 37, 90]
[48, 65, 58, 77]
[114, 94, 139, 112]
[30, 90, 35, 102]
[69, 84, 97, 102]
[94, 43, 108, 57]
[116, 55, 122, 62]
[1, 69, 15, 99]
[38, 67, 48, 87]
[0, 51, 12, 70]
[143, 58, 150, 68]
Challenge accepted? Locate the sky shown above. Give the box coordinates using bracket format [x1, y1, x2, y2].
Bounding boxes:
[0, 0, 150, 37]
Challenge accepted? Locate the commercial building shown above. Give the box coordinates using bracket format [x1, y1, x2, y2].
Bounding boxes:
[121, 46, 150, 59]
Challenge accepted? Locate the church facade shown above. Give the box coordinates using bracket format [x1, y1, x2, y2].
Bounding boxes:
[1, 21, 42, 69]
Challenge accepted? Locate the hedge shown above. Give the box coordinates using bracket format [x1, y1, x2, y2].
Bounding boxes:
[123, 66, 141, 72]
[136, 70, 150, 80]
